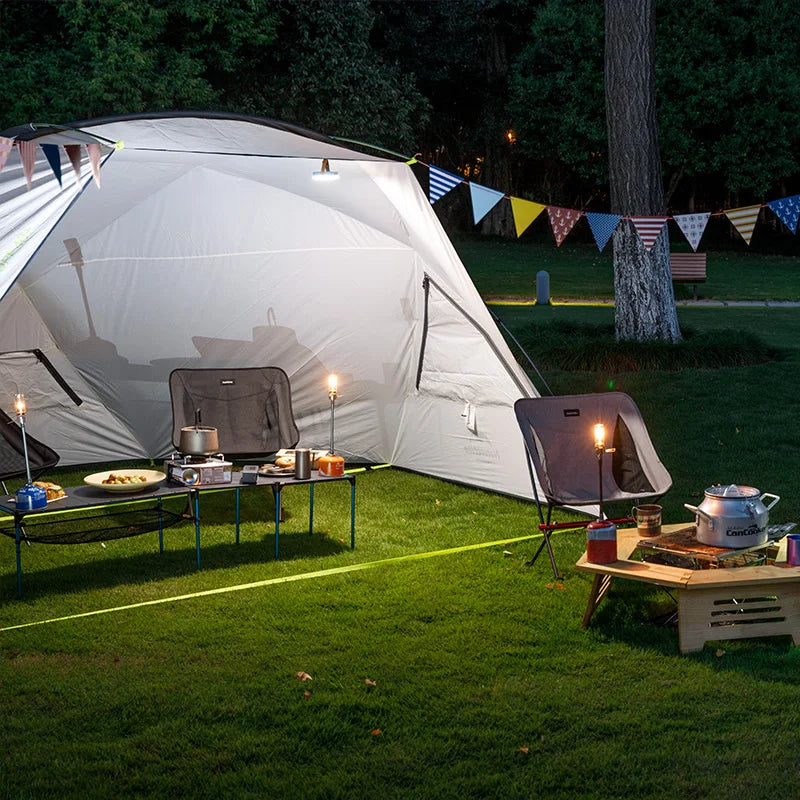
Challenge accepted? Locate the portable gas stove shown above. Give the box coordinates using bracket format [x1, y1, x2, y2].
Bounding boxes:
[164, 453, 233, 486]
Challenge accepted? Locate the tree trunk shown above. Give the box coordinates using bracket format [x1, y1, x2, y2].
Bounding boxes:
[605, 0, 681, 342]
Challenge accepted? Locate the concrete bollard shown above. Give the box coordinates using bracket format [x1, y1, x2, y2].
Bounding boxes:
[536, 270, 550, 305]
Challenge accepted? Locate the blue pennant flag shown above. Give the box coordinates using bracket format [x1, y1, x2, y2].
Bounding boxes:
[766, 194, 800, 234]
[469, 183, 505, 224]
[428, 165, 462, 204]
[41, 144, 62, 186]
[585, 212, 621, 252]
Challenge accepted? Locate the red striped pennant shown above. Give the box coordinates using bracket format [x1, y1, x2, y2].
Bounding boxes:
[630, 216, 668, 251]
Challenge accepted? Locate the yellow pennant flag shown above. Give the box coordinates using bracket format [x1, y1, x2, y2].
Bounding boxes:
[510, 197, 546, 238]
[723, 204, 761, 245]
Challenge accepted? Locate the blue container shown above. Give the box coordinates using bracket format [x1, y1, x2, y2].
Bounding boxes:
[15, 483, 47, 510]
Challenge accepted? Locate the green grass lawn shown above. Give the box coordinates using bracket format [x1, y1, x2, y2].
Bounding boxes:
[2, 280, 800, 797]
[454, 236, 800, 301]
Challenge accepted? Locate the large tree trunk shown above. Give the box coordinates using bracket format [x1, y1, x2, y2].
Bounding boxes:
[605, 0, 681, 342]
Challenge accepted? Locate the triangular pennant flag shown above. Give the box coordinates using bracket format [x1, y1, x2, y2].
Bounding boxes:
[724, 204, 761, 245]
[766, 194, 800, 234]
[673, 212, 710, 252]
[0, 136, 14, 172]
[509, 197, 545, 238]
[17, 140, 37, 190]
[428, 165, 462, 204]
[41, 144, 62, 186]
[64, 144, 82, 179]
[630, 216, 668, 251]
[585, 212, 621, 252]
[469, 183, 505, 225]
[546, 206, 582, 246]
[87, 143, 102, 188]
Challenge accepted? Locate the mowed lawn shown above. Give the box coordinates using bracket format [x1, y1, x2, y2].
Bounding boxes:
[2, 264, 800, 798]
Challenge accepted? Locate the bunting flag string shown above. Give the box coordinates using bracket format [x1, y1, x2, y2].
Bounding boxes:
[428, 165, 462, 204]
[585, 212, 620, 252]
[673, 212, 710, 251]
[547, 206, 581, 246]
[64, 144, 82, 180]
[766, 194, 800, 234]
[509, 197, 545, 238]
[17, 140, 37, 190]
[469, 183, 505, 224]
[723, 204, 761, 245]
[0, 137, 14, 172]
[41, 144, 62, 187]
[630, 216, 669, 251]
[87, 142, 102, 188]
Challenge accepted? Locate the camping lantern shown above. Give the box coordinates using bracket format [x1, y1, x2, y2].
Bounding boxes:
[312, 159, 339, 181]
[318, 374, 345, 477]
[13, 393, 47, 509]
[593, 422, 615, 521]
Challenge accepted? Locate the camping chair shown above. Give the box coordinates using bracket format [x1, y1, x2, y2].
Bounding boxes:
[514, 393, 672, 579]
[169, 367, 300, 457]
[0, 407, 60, 494]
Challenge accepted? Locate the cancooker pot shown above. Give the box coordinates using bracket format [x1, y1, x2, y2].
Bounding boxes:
[684, 484, 780, 548]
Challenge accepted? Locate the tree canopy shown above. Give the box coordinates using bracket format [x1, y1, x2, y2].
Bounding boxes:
[1, 0, 799, 228]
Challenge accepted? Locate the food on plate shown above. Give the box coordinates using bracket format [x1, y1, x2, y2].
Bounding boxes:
[33, 481, 65, 500]
[101, 473, 148, 485]
[275, 456, 295, 468]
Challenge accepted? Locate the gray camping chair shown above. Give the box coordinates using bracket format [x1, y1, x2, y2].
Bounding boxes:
[514, 393, 672, 579]
[169, 367, 299, 457]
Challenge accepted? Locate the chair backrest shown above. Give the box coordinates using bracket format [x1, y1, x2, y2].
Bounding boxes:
[169, 367, 299, 457]
[0, 409, 60, 483]
[514, 393, 671, 506]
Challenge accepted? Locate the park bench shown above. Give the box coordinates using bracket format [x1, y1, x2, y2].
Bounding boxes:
[669, 252, 707, 300]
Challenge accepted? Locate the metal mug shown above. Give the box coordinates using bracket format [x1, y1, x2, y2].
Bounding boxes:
[632, 504, 662, 537]
[294, 448, 311, 480]
[786, 534, 800, 566]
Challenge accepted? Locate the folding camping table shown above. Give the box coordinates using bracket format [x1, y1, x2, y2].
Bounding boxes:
[0, 470, 356, 598]
[577, 524, 800, 653]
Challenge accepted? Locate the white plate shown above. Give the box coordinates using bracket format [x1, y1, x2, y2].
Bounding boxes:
[84, 469, 166, 493]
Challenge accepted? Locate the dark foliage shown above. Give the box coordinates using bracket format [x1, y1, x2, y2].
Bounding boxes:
[517, 320, 782, 372]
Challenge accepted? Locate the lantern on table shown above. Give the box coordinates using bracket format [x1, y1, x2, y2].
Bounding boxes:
[318, 374, 345, 477]
[13, 394, 47, 509]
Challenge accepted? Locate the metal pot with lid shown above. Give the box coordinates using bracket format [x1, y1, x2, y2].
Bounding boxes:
[684, 484, 780, 548]
[179, 409, 220, 457]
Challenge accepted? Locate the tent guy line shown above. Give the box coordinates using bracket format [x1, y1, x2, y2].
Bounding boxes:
[0, 531, 549, 633]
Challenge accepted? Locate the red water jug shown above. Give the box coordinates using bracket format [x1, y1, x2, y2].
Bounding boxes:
[586, 519, 617, 564]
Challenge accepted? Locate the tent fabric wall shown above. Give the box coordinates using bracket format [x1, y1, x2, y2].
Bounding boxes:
[0, 114, 539, 498]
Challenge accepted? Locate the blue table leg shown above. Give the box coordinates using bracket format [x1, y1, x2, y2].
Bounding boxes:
[15, 517, 22, 599]
[350, 477, 356, 550]
[235, 487, 241, 544]
[193, 490, 201, 569]
[157, 497, 164, 553]
[274, 485, 281, 559]
[309, 483, 315, 536]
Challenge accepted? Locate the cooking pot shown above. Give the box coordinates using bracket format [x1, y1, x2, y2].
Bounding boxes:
[179, 410, 219, 456]
[684, 484, 780, 548]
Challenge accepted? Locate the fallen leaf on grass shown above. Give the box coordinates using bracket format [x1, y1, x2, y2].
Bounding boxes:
[503, 550, 513, 556]
[519, 746, 529, 754]
[365, 678, 377, 687]
[338, 538, 344, 544]
[296, 671, 313, 682]
[716, 648, 725, 658]
[303, 690, 312, 700]
[435, 499, 441, 505]
[371, 728, 382, 736]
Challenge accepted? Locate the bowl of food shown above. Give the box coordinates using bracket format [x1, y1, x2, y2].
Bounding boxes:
[84, 469, 167, 493]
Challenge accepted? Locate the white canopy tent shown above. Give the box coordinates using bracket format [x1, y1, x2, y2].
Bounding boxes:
[0, 113, 539, 498]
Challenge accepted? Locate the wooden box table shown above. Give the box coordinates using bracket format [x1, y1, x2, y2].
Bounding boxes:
[576, 524, 800, 653]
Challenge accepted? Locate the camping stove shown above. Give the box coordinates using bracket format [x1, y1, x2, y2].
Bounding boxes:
[164, 453, 233, 486]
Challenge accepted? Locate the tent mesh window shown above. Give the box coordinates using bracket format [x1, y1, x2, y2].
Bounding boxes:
[169, 367, 299, 457]
[0, 498, 189, 544]
[0, 411, 60, 484]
